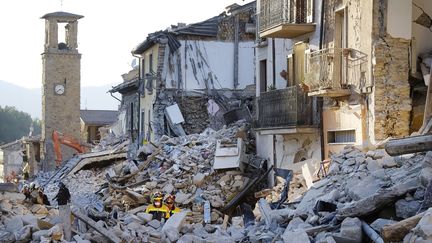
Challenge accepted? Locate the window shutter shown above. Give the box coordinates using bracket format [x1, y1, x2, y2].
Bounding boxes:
[294, 42, 308, 85]
[287, 54, 294, 87]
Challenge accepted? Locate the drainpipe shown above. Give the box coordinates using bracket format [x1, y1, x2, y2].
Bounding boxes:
[234, 14, 240, 90]
[130, 103, 134, 142]
[132, 52, 142, 144]
[319, 0, 325, 161]
[272, 38, 276, 88]
[109, 92, 122, 102]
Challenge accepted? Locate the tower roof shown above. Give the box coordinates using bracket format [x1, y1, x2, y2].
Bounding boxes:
[41, 11, 84, 21]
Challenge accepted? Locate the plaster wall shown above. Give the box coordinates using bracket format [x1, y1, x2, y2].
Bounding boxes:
[412, 0, 432, 55]
[139, 44, 160, 143]
[275, 133, 321, 171]
[165, 40, 255, 91]
[387, 0, 412, 39]
[323, 105, 363, 158]
[140, 91, 157, 142]
[255, 0, 322, 95]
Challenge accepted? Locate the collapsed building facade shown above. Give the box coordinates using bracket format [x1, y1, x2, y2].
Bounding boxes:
[126, 2, 256, 143]
[255, 0, 432, 174]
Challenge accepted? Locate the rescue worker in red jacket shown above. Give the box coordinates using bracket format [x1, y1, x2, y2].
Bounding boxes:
[145, 192, 170, 221]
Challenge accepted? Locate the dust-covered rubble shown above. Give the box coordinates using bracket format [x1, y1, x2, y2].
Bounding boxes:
[2, 122, 432, 242]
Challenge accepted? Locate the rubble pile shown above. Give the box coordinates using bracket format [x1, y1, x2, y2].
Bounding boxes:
[244, 146, 432, 242]
[47, 170, 106, 208]
[3, 121, 432, 242]
[0, 192, 67, 242]
[104, 121, 256, 222]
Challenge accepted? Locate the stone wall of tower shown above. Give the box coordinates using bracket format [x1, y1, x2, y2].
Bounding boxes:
[41, 52, 81, 171]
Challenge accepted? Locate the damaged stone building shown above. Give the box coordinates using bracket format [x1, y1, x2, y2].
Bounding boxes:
[0, 136, 41, 182]
[255, 0, 321, 176]
[3, 2, 432, 242]
[108, 67, 140, 141]
[80, 110, 118, 143]
[255, 0, 432, 173]
[40, 12, 83, 171]
[128, 2, 256, 143]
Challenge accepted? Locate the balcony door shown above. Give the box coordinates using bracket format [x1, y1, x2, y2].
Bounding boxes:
[335, 7, 347, 88]
[287, 42, 308, 87]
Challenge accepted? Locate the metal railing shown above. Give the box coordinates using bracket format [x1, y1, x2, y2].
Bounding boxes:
[259, 0, 313, 33]
[256, 86, 316, 129]
[304, 48, 368, 92]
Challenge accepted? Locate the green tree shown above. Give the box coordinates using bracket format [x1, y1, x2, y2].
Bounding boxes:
[0, 106, 41, 144]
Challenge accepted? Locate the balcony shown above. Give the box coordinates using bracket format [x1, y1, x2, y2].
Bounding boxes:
[259, 0, 315, 38]
[304, 48, 368, 97]
[255, 86, 317, 131]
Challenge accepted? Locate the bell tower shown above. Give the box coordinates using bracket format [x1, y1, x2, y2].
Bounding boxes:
[41, 12, 83, 171]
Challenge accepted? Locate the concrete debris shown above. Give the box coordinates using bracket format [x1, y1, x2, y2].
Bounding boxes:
[3, 122, 432, 242]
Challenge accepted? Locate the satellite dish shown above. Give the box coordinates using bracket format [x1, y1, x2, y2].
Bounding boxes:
[131, 59, 138, 68]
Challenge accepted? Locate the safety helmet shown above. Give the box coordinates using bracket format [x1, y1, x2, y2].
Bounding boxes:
[21, 184, 29, 192]
[165, 194, 176, 204]
[29, 182, 36, 190]
[152, 191, 164, 202]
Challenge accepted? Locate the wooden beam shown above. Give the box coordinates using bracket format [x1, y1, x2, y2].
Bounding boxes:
[384, 135, 432, 156]
[109, 149, 161, 183]
[305, 224, 337, 236]
[381, 212, 425, 242]
[71, 207, 121, 243]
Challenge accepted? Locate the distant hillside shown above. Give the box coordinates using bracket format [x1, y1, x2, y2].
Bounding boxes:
[0, 80, 120, 119]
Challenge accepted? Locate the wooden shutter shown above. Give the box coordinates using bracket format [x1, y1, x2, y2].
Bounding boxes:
[287, 54, 294, 87]
[294, 42, 307, 85]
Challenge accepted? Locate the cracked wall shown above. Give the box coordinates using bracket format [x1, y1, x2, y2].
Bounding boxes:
[321, 0, 412, 141]
[372, 0, 412, 140]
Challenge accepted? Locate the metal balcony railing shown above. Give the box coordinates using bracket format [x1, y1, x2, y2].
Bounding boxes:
[259, 0, 314, 33]
[256, 86, 316, 129]
[304, 48, 368, 93]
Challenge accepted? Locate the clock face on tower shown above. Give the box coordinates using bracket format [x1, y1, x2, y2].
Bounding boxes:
[54, 84, 65, 95]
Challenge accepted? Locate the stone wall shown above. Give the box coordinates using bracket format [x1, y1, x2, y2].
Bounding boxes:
[372, 0, 412, 140]
[41, 52, 81, 171]
[373, 37, 411, 140]
[176, 96, 210, 134]
[218, 8, 255, 41]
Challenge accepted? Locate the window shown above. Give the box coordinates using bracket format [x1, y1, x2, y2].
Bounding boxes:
[146, 109, 151, 141]
[149, 53, 153, 74]
[140, 110, 145, 135]
[327, 129, 356, 144]
[141, 58, 145, 79]
[287, 54, 294, 87]
[259, 59, 267, 92]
